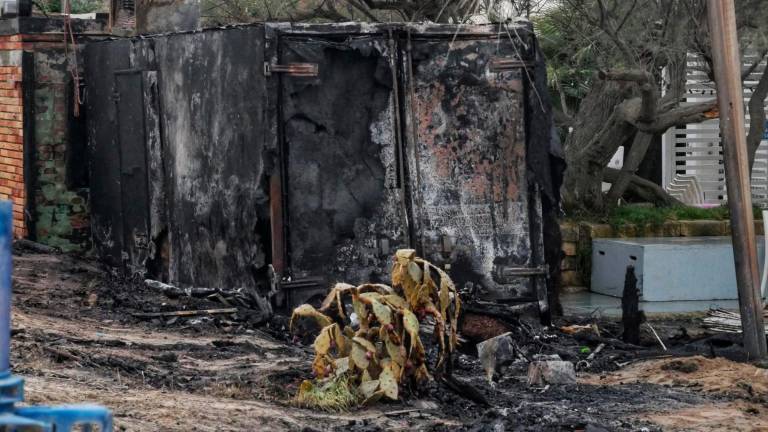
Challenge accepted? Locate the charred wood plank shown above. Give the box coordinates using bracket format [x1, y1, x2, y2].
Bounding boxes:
[622, 265, 642, 345]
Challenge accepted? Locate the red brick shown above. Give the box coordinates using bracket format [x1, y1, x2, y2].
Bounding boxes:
[0, 74, 21, 82]
[0, 142, 21, 151]
[0, 120, 22, 129]
[0, 112, 20, 120]
[0, 134, 22, 144]
[0, 43, 22, 51]
[0, 127, 21, 136]
[0, 149, 22, 160]
[0, 157, 22, 168]
[0, 67, 20, 74]
[0, 171, 22, 182]
[0, 96, 21, 106]
[0, 105, 21, 114]
[0, 89, 20, 98]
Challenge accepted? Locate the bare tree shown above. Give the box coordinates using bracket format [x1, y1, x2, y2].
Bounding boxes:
[201, 0, 545, 25]
[548, 0, 768, 212]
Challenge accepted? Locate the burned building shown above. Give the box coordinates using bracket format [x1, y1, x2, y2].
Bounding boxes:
[84, 21, 564, 320]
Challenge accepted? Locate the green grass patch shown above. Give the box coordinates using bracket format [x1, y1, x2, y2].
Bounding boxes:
[294, 374, 359, 412]
[570, 205, 764, 231]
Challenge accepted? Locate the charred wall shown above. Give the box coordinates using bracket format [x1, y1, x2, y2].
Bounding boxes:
[86, 26, 270, 289]
[85, 23, 564, 317]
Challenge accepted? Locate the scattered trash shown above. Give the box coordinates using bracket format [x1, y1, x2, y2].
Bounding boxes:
[144, 279, 273, 319]
[576, 343, 605, 371]
[560, 324, 599, 336]
[703, 307, 768, 333]
[13, 239, 62, 254]
[131, 308, 238, 319]
[645, 323, 667, 351]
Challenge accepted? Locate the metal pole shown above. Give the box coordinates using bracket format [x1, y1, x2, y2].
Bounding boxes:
[0, 201, 13, 373]
[707, 0, 768, 359]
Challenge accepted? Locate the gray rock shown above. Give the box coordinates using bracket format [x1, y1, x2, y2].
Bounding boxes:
[527, 360, 577, 386]
[477, 332, 517, 383]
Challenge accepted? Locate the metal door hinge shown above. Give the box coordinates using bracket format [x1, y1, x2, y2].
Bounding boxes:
[264, 62, 319, 77]
[494, 264, 549, 283]
[489, 58, 533, 72]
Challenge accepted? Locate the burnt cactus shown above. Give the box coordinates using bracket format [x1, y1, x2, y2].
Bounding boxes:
[291, 249, 461, 410]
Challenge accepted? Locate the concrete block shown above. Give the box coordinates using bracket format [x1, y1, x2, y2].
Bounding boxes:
[562, 242, 577, 257]
[561, 270, 583, 287]
[561, 256, 578, 271]
[477, 332, 516, 383]
[591, 236, 766, 301]
[527, 360, 576, 386]
[662, 221, 682, 237]
[579, 222, 613, 241]
[679, 220, 727, 237]
[560, 222, 579, 242]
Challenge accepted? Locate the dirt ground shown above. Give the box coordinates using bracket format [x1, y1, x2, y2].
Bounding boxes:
[7, 249, 768, 431]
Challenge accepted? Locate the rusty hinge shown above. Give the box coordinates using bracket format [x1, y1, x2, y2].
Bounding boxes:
[498, 265, 549, 278]
[489, 58, 534, 72]
[494, 264, 549, 283]
[264, 62, 319, 77]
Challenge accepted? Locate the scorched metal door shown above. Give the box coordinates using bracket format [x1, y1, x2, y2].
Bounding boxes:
[115, 70, 152, 277]
[276, 33, 409, 306]
[403, 34, 546, 306]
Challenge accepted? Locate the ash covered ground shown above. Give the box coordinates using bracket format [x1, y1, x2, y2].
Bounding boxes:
[7, 247, 768, 431]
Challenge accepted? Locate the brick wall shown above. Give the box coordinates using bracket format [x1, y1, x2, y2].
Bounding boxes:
[0, 19, 108, 249]
[0, 63, 25, 238]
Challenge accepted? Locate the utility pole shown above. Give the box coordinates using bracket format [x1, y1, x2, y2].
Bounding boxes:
[707, 0, 767, 359]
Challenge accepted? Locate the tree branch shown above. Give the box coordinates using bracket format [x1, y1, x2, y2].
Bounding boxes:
[603, 167, 682, 207]
[343, 0, 380, 22]
[599, 69, 656, 122]
[605, 131, 654, 207]
[742, 48, 768, 81]
[747, 64, 768, 170]
[598, 69, 650, 83]
[634, 100, 719, 133]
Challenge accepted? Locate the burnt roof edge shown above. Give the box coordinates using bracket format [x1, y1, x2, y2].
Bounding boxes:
[89, 19, 534, 45]
[0, 16, 109, 36]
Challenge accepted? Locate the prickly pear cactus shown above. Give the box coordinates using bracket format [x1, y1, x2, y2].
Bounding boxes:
[291, 249, 461, 410]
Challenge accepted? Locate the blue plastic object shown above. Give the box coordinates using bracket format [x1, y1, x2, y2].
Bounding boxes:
[0, 201, 113, 431]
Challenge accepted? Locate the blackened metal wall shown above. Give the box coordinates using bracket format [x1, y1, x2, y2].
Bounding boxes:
[86, 23, 564, 319]
[86, 26, 271, 290]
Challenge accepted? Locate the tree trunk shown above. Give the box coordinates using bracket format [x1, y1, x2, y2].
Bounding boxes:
[562, 80, 633, 212]
[603, 167, 682, 207]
